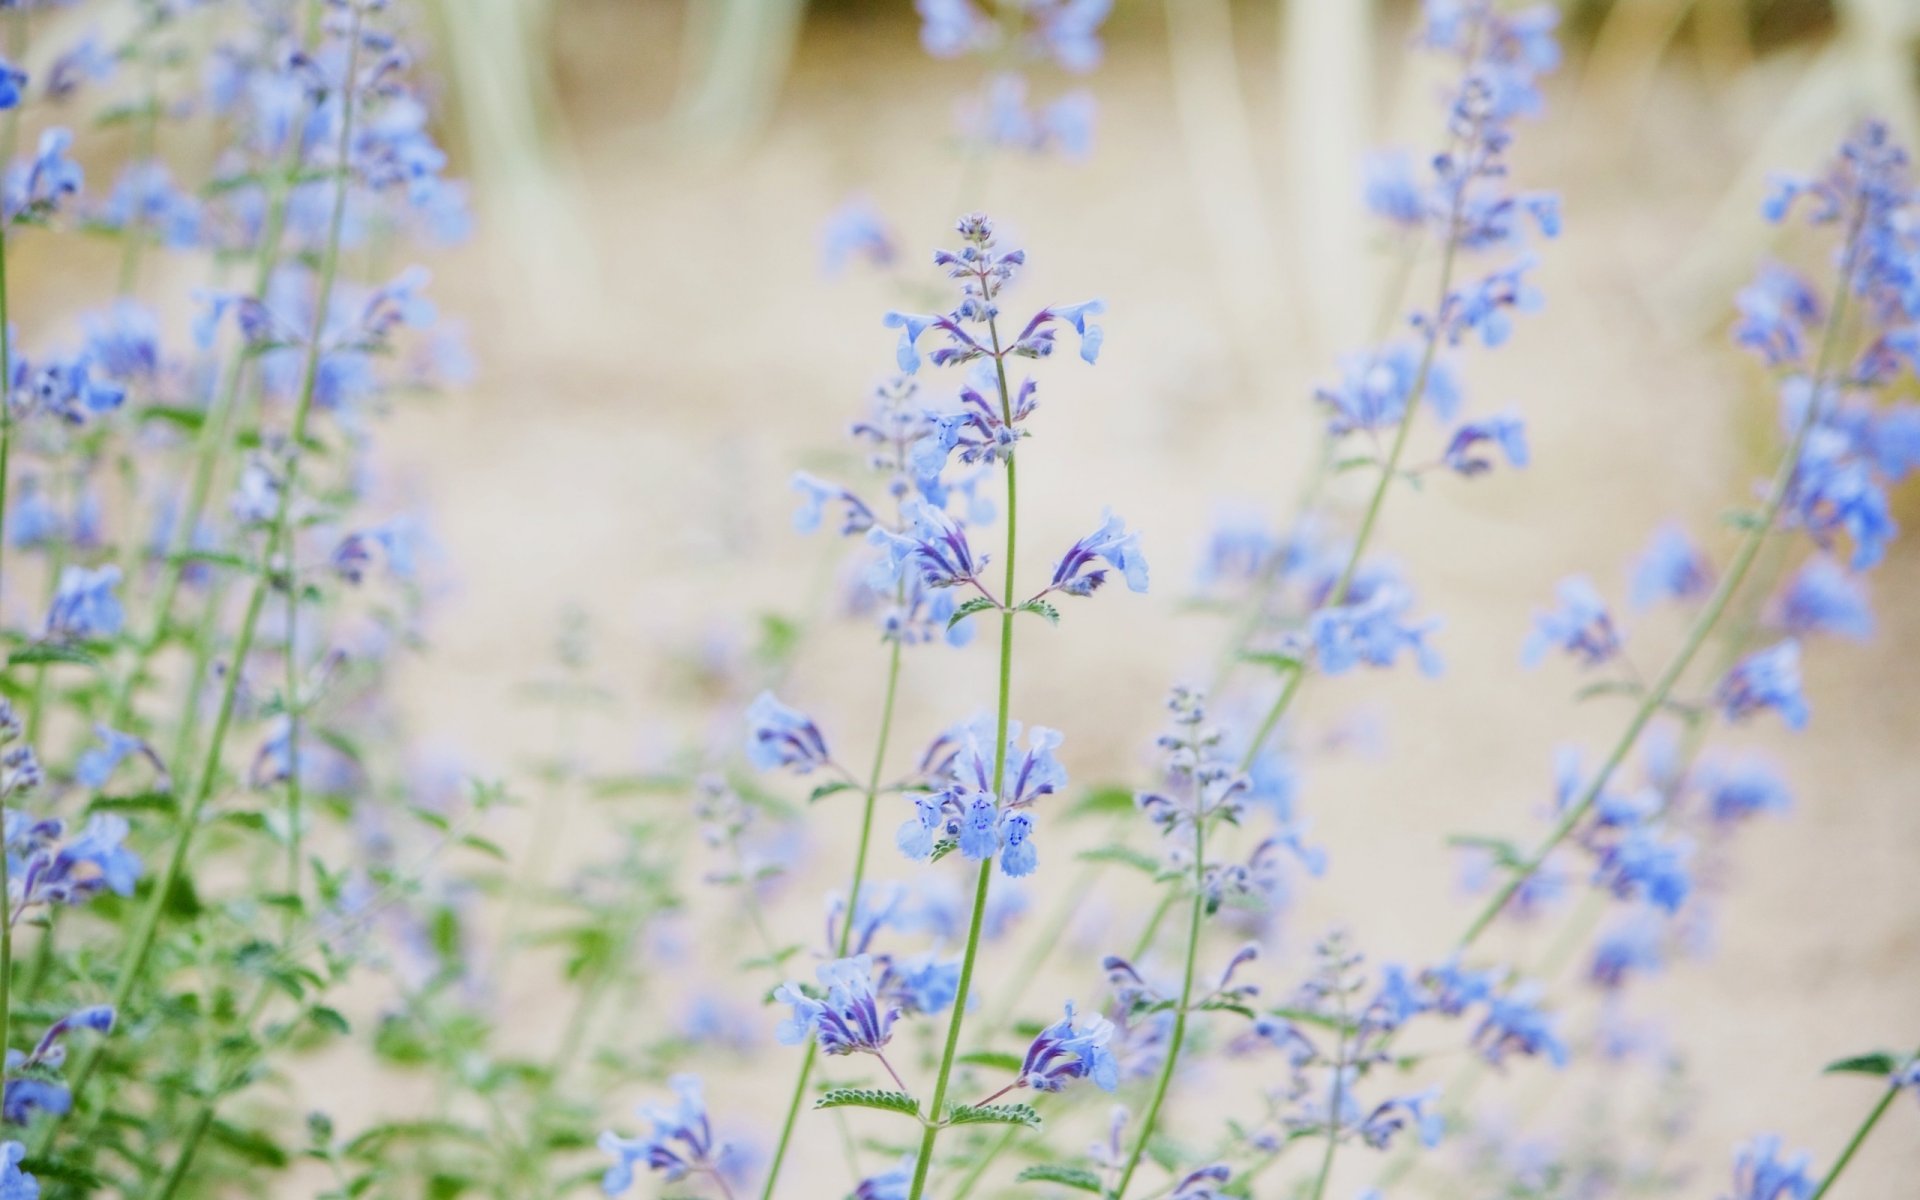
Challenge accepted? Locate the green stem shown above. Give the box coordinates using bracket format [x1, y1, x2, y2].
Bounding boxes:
[1455, 208, 1862, 952]
[108, 145, 299, 732]
[1237, 172, 1469, 769]
[760, 623, 907, 1200]
[906, 309, 1021, 1200]
[41, 7, 367, 1152]
[0, 223, 11, 611]
[1306, 1003, 1350, 1200]
[1808, 1067, 1909, 1200]
[1110, 812, 1205, 1200]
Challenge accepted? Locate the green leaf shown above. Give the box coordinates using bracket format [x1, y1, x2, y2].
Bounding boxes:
[1017, 599, 1060, 626]
[1066, 785, 1136, 819]
[1075, 844, 1160, 875]
[208, 1120, 291, 1168]
[741, 943, 805, 972]
[7, 643, 99, 669]
[948, 596, 1001, 630]
[139, 404, 207, 431]
[17, 1157, 109, 1190]
[928, 837, 959, 864]
[809, 780, 855, 804]
[1197, 999, 1258, 1020]
[1824, 1052, 1898, 1077]
[1573, 680, 1643, 703]
[1015, 1165, 1102, 1192]
[956, 1051, 1024, 1073]
[307, 1006, 352, 1036]
[87, 790, 179, 816]
[1333, 455, 1380, 474]
[167, 548, 258, 574]
[1721, 508, 1768, 532]
[457, 834, 509, 862]
[1445, 834, 1527, 871]
[945, 1102, 1040, 1129]
[815, 1089, 920, 1118]
[1238, 651, 1302, 675]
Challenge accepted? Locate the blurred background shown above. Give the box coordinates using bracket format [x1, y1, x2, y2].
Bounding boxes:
[257, 0, 1920, 1193]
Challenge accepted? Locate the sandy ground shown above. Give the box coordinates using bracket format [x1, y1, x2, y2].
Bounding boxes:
[322, 3, 1920, 1195]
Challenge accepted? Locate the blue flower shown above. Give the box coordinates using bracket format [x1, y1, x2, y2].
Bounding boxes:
[6, 128, 82, 221]
[1782, 426, 1895, 570]
[1629, 525, 1713, 608]
[1363, 150, 1427, 226]
[957, 792, 999, 861]
[1048, 509, 1149, 596]
[1308, 581, 1444, 677]
[1722, 1135, 1816, 1200]
[999, 810, 1037, 877]
[1734, 263, 1822, 366]
[914, 0, 994, 58]
[1441, 415, 1528, 476]
[868, 499, 986, 590]
[790, 472, 875, 536]
[1771, 557, 1872, 640]
[1521, 576, 1619, 668]
[1315, 343, 1462, 435]
[1356, 1091, 1444, 1150]
[0, 1141, 34, 1200]
[1593, 828, 1693, 913]
[1715, 641, 1809, 730]
[1032, 0, 1113, 73]
[744, 692, 834, 774]
[0, 59, 23, 111]
[73, 726, 161, 791]
[1469, 984, 1567, 1068]
[1697, 757, 1793, 824]
[1008, 298, 1106, 364]
[820, 195, 897, 276]
[599, 1075, 732, 1195]
[875, 952, 961, 1016]
[774, 955, 898, 1056]
[1589, 911, 1667, 989]
[1018, 1001, 1118, 1092]
[44, 564, 123, 642]
[853, 1156, 914, 1200]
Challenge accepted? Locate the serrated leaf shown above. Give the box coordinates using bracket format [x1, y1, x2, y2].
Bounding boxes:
[956, 1051, 1024, 1072]
[948, 596, 1000, 630]
[1076, 844, 1159, 874]
[809, 780, 855, 804]
[945, 1102, 1040, 1129]
[1824, 1052, 1898, 1076]
[1017, 599, 1059, 626]
[1014, 1165, 1100, 1192]
[928, 837, 959, 864]
[815, 1089, 920, 1118]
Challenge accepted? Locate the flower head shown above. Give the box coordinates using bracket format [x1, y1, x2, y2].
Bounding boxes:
[774, 955, 898, 1056]
[1019, 1001, 1118, 1092]
[1715, 641, 1809, 730]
